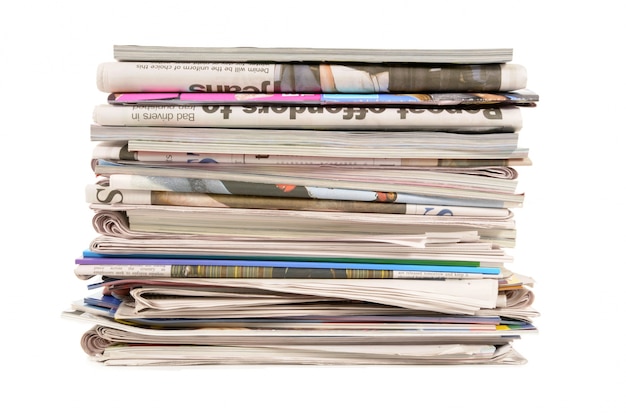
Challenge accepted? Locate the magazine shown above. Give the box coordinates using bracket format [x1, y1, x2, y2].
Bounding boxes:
[107, 90, 538, 107]
[73, 256, 502, 281]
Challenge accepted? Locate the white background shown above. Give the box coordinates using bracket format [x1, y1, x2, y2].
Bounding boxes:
[2, 1, 624, 414]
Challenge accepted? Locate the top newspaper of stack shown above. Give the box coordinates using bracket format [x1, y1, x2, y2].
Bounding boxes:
[113, 45, 514, 64]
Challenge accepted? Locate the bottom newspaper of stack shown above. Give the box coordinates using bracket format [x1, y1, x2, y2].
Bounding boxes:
[64, 160, 539, 365]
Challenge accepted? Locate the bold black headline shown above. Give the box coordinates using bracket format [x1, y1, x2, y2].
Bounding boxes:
[199, 105, 504, 120]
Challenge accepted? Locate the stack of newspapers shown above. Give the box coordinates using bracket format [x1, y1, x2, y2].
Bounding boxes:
[64, 45, 540, 365]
